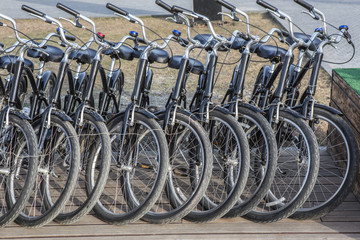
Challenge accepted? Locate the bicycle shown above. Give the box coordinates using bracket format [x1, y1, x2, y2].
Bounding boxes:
[253, 0, 359, 220]
[156, 1, 251, 223]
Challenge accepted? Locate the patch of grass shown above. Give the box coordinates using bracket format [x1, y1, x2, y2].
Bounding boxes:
[0, 12, 331, 109]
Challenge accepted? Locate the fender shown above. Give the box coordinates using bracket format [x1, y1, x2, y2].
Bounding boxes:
[109, 69, 124, 89]
[107, 107, 158, 126]
[155, 108, 200, 122]
[262, 65, 272, 85]
[211, 105, 234, 115]
[281, 107, 305, 119]
[39, 70, 56, 91]
[75, 72, 88, 91]
[0, 107, 31, 130]
[238, 102, 264, 113]
[314, 103, 343, 116]
[73, 105, 105, 123]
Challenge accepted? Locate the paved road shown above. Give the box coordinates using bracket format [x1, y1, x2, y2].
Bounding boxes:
[2, 0, 359, 72]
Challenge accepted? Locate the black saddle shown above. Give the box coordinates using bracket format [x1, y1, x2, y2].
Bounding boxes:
[0, 55, 34, 73]
[27, 45, 64, 63]
[133, 45, 170, 64]
[168, 55, 204, 75]
[102, 45, 135, 61]
[286, 32, 321, 51]
[254, 44, 287, 62]
[194, 34, 245, 51]
[69, 48, 97, 64]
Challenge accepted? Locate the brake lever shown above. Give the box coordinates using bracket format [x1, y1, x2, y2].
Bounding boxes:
[301, 10, 320, 20]
[165, 16, 183, 24]
[29, 13, 54, 24]
[218, 12, 241, 22]
[59, 16, 84, 28]
[266, 9, 285, 20]
[114, 13, 137, 23]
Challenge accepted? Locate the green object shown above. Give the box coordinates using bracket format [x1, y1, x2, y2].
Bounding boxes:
[334, 68, 360, 96]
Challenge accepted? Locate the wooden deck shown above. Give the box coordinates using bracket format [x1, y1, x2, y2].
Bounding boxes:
[2, 192, 359, 239]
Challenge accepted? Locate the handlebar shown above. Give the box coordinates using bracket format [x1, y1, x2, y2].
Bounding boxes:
[107, 2, 150, 45]
[293, 0, 328, 36]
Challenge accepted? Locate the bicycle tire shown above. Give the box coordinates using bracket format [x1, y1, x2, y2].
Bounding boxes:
[142, 112, 213, 224]
[244, 110, 320, 222]
[92, 112, 168, 225]
[55, 112, 111, 224]
[2, 113, 38, 227]
[291, 107, 359, 219]
[13, 114, 80, 227]
[185, 109, 250, 222]
[225, 106, 278, 217]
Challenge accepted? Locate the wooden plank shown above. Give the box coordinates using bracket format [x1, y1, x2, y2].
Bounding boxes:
[2, 220, 360, 239]
[10, 234, 360, 240]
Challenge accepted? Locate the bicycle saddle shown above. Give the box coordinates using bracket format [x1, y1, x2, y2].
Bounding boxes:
[27, 45, 64, 63]
[102, 45, 134, 61]
[286, 32, 321, 51]
[254, 44, 287, 63]
[194, 34, 245, 51]
[168, 55, 204, 75]
[133, 45, 170, 64]
[69, 48, 97, 64]
[0, 55, 34, 73]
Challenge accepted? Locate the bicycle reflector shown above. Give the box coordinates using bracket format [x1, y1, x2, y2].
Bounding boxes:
[130, 31, 138, 38]
[97, 32, 105, 39]
[339, 25, 349, 31]
[173, 29, 181, 37]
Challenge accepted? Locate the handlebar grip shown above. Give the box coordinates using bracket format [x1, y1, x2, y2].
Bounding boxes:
[21, 5, 45, 17]
[294, 0, 313, 11]
[171, 5, 192, 13]
[216, 0, 236, 11]
[181, 37, 189, 46]
[56, 3, 80, 17]
[137, 38, 147, 44]
[155, 0, 172, 13]
[106, 3, 128, 16]
[256, 0, 278, 12]
[65, 34, 76, 41]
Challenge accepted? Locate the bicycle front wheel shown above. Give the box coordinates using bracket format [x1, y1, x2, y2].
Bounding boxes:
[142, 112, 213, 224]
[13, 114, 81, 227]
[92, 112, 168, 225]
[2, 113, 38, 227]
[291, 107, 359, 219]
[244, 110, 320, 223]
[186, 109, 250, 222]
[55, 112, 111, 224]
